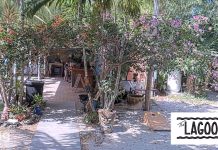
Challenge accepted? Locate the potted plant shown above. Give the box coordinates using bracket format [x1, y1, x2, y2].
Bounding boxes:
[32, 94, 45, 115]
[10, 104, 28, 122]
[79, 12, 142, 133]
[97, 80, 117, 133]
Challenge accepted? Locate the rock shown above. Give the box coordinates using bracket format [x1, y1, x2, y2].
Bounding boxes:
[80, 129, 104, 146]
[7, 119, 19, 125]
[1, 119, 20, 127]
[94, 129, 104, 145]
[6, 119, 20, 127]
[23, 114, 40, 125]
[2, 122, 9, 127]
[0, 119, 4, 125]
[0, 119, 4, 126]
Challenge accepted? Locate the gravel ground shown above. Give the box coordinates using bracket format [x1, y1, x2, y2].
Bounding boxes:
[0, 124, 37, 149]
[82, 92, 218, 150]
[0, 102, 38, 150]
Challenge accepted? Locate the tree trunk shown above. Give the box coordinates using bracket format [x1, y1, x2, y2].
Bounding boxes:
[204, 63, 211, 91]
[19, 62, 25, 105]
[0, 78, 9, 120]
[43, 55, 46, 77]
[8, 68, 14, 104]
[143, 66, 154, 111]
[18, 0, 25, 105]
[186, 75, 195, 94]
[153, 0, 159, 16]
[83, 48, 95, 112]
[28, 49, 32, 80]
[13, 62, 18, 103]
[108, 47, 124, 109]
[37, 55, 41, 80]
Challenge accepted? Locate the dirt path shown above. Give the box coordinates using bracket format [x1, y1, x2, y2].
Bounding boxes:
[30, 78, 81, 150]
[0, 77, 82, 150]
[84, 93, 218, 150]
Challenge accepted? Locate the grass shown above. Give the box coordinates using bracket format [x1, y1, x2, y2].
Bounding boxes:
[167, 92, 217, 106]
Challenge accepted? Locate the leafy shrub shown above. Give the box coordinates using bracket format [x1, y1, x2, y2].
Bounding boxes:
[10, 105, 27, 115]
[32, 94, 46, 108]
[84, 111, 99, 124]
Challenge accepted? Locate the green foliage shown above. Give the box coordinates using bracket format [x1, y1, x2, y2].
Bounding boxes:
[159, 0, 218, 86]
[10, 104, 27, 115]
[1, 0, 217, 110]
[32, 94, 46, 108]
[84, 111, 99, 124]
[25, 0, 54, 17]
[168, 92, 214, 106]
[156, 71, 167, 92]
[0, 102, 3, 112]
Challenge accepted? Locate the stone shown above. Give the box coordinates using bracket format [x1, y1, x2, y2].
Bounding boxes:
[6, 119, 20, 127]
[1, 119, 20, 127]
[80, 129, 104, 146]
[7, 119, 19, 125]
[0, 119, 4, 126]
[94, 129, 104, 145]
[23, 114, 40, 125]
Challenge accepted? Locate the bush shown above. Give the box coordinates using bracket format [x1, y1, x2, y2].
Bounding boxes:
[32, 94, 46, 108]
[84, 111, 99, 124]
[10, 105, 27, 115]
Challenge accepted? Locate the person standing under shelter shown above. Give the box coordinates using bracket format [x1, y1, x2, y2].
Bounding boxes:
[64, 62, 69, 81]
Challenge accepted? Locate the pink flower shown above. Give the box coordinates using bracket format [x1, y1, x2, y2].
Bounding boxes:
[193, 15, 200, 20]
[101, 11, 113, 21]
[202, 16, 208, 21]
[131, 20, 140, 29]
[170, 19, 182, 28]
[193, 15, 208, 22]
[150, 17, 159, 27]
[212, 71, 218, 78]
[193, 24, 199, 31]
[139, 16, 146, 24]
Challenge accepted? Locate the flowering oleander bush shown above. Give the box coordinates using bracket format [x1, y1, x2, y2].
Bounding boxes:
[211, 58, 218, 91]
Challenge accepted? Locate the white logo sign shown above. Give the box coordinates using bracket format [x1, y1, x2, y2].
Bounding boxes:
[171, 112, 218, 145]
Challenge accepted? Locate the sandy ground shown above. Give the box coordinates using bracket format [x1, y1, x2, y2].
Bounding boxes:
[0, 82, 217, 150]
[0, 123, 38, 149]
[80, 92, 218, 150]
[0, 101, 38, 149]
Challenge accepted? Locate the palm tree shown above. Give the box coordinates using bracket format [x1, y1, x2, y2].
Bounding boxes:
[25, 0, 89, 17]
[0, 0, 19, 23]
[25, 0, 154, 18]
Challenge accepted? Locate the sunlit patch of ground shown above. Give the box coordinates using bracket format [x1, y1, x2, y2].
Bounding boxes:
[0, 123, 38, 149]
[157, 91, 218, 106]
[81, 91, 218, 150]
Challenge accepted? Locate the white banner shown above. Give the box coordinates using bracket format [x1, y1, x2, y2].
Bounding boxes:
[171, 112, 218, 145]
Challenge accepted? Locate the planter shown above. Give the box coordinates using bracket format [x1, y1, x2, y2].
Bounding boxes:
[33, 106, 43, 116]
[25, 80, 44, 106]
[98, 109, 116, 133]
[79, 94, 89, 112]
[15, 113, 26, 122]
[1, 107, 9, 121]
[127, 94, 144, 110]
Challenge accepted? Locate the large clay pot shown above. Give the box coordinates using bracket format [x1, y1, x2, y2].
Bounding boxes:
[98, 109, 116, 133]
[15, 113, 26, 122]
[1, 107, 9, 121]
[127, 94, 144, 110]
